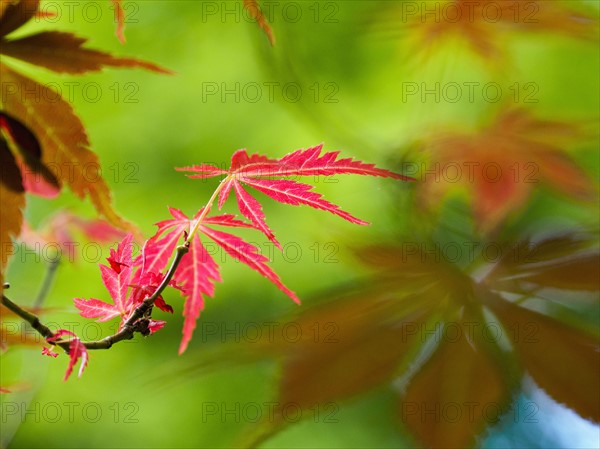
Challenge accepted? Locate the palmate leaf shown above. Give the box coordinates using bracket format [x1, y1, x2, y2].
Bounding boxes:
[19, 209, 126, 263]
[179, 144, 413, 248]
[1, 65, 133, 229]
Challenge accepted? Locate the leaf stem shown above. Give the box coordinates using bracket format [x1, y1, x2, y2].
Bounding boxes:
[186, 174, 232, 244]
[34, 256, 60, 310]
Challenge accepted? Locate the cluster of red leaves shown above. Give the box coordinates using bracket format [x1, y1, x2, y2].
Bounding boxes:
[0, 0, 170, 296]
[74, 234, 172, 334]
[397, 0, 598, 64]
[71, 145, 409, 368]
[416, 108, 596, 232]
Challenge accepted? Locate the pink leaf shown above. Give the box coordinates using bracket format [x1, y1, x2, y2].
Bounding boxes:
[148, 320, 166, 334]
[65, 338, 88, 380]
[217, 178, 234, 209]
[46, 330, 88, 380]
[225, 144, 414, 180]
[233, 181, 281, 249]
[174, 233, 221, 354]
[243, 177, 369, 225]
[138, 207, 190, 275]
[200, 225, 299, 304]
[99, 235, 134, 314]
[47, 329, 77, 341]
[176, 163, 228, 179]
[154, 296, 174, 314]
[203, 214, 255, 228]
[130, 271, 180, 310]
[42, 347, 58, 358]
[73, 298, 120, 322]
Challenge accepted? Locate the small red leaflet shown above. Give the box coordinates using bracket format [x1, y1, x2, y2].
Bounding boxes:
[74, 234, 176, 327]
[46, 330, 89, 381]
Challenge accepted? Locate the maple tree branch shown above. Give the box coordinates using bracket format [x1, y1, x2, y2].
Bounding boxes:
[1, 294, 70, 352]
[0, 242, 190, 351]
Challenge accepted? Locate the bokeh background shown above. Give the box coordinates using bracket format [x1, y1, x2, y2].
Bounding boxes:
[1, 1, 599, 448]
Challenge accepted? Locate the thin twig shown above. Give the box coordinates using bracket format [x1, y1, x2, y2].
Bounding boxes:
[34, 257, 60, 310]
[0, 243, 190, 351]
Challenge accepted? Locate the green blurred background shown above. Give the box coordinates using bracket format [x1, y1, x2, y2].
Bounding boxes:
[1, 1, 599, 448]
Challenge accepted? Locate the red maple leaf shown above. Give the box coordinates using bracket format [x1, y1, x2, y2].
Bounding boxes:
[178, 144, 413, 249]
[74, 234, 136, 324]
[73, 234, 175, 338]
[46, 330, 89, 381]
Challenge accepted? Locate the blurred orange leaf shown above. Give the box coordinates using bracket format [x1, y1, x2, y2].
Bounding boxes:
[0, 136, 25, 296]
[397, 0, 598, 64]
[243, 0, 275, 45]
[417, 108, 596, 232]
[111, 0, 126, 44]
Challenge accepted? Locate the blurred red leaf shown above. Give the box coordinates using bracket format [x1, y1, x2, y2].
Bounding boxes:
[396, 0, 598, 64]
[418, 108, 596, 232]
[46, 329, 89, 381]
